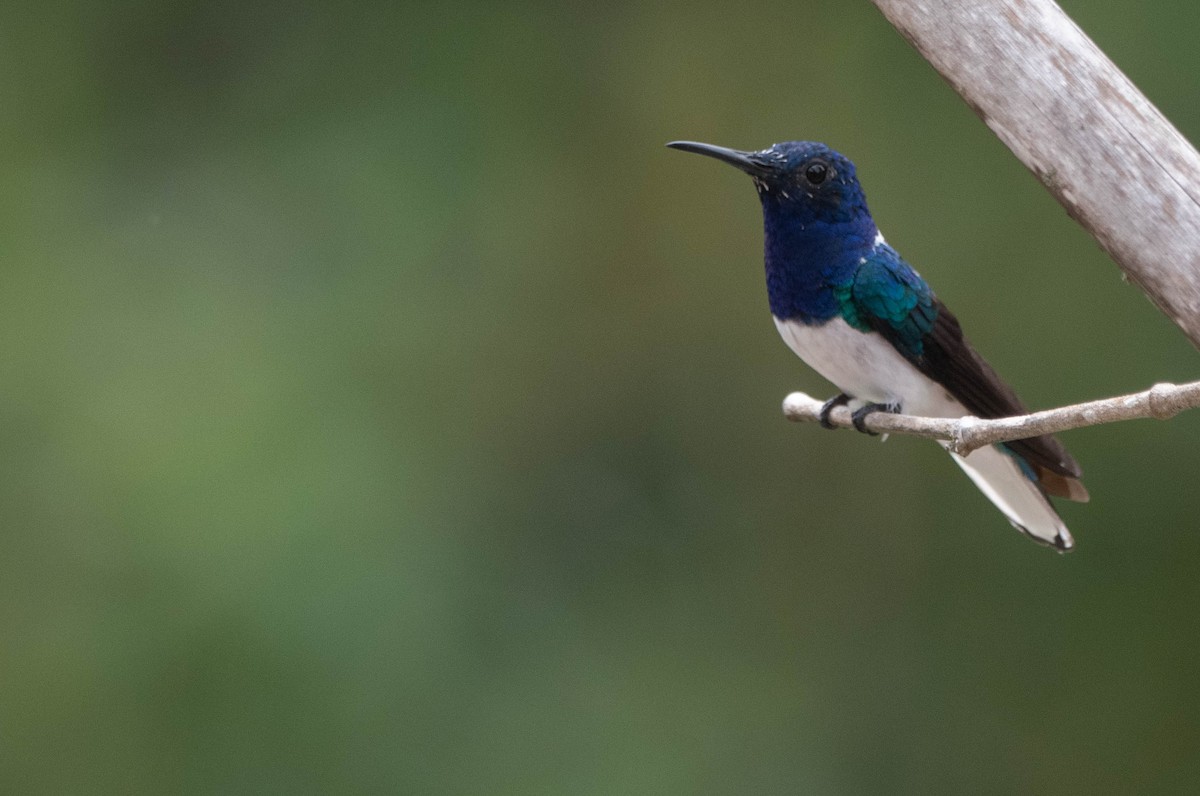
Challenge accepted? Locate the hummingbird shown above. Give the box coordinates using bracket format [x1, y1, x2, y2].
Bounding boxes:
[667, 140, 1088, 551]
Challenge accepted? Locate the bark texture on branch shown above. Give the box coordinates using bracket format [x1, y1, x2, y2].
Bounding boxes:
[871, 0, 1200, 348]
[782, 380, 1200, 456]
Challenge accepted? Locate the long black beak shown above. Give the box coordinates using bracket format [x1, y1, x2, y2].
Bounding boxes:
[666, 140, 776, 178]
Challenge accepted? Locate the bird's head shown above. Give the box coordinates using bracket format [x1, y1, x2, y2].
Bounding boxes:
[666, 140, 872, 229]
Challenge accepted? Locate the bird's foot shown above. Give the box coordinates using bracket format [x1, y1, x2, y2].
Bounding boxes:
[850, 401, 901, 436]
[818, 393, 852, 429]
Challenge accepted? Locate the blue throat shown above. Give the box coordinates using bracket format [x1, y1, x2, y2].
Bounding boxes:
[761, 198, 877, 324]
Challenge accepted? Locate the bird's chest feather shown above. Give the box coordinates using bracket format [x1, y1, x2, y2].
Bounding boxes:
[761, 215, 869, 323]
[773, 316, 962, 417]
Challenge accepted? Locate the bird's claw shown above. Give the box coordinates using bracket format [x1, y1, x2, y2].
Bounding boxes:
[850, 402, 900, 435]
[818, 393, 851, 429]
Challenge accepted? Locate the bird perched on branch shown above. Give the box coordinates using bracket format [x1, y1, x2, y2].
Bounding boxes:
[667, 140, 1087, 550]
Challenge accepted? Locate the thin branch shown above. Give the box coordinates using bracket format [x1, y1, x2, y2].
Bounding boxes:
[782, 381, 1200, 456]
[870, 0, 1200, 349]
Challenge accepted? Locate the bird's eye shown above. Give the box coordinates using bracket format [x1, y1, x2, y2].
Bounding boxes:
[804, 160, 830, 186]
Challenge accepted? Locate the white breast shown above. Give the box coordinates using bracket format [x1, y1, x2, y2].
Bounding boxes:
[773, 316, 965, 418]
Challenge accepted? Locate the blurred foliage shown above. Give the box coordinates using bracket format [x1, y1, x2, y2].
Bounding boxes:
[0, 0, 1198, 792]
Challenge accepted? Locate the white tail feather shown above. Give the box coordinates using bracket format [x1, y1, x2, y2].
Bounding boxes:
[945, 444, 1074, 551]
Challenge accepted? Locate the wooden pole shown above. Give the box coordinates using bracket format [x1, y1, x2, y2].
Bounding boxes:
[871, 0, 1200, 348]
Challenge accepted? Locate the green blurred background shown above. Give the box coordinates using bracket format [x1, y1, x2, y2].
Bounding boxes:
[1, 0, 1198, 792]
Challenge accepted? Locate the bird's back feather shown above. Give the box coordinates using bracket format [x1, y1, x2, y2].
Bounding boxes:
[846, 245, 1087, 502]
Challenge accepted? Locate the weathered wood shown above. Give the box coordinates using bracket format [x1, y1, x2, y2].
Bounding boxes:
[782, 379, 1200, 455]
[871, 0, 1200, 348]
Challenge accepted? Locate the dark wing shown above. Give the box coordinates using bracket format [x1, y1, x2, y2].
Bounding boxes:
[849, 247, 1087, 501]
